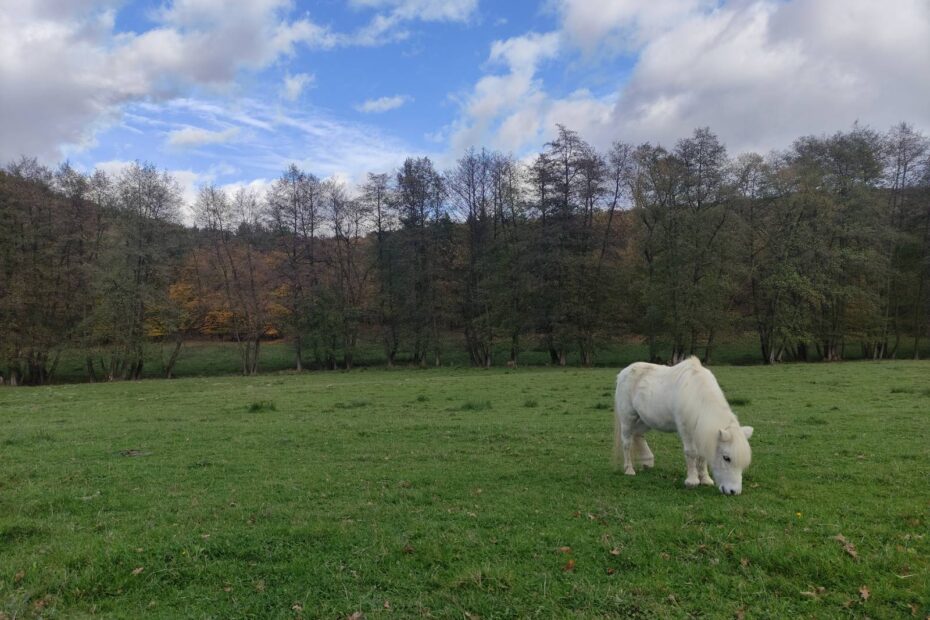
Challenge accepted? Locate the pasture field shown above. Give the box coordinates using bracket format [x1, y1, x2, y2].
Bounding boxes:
[48, 336, 930, 384]
[1, 362, 928, 618]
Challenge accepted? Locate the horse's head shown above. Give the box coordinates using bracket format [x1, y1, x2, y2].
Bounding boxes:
[711, 425, 753, 495]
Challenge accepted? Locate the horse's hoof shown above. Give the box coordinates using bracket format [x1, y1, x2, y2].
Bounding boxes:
[700, 477, 715, 486]
[684, 478, 700, 488]
[624, 468, 636, 476]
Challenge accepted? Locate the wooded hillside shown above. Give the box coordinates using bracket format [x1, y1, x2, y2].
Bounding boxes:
[2, 124, 928, 384]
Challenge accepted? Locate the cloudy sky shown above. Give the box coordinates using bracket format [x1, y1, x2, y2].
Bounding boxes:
[2, 0, 929, 207]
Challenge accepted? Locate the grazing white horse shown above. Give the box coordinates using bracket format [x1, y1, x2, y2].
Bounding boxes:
[613, 356, 754, 495]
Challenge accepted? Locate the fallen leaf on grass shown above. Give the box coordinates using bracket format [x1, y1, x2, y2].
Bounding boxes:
[33, 595, 52, 611]
[347, 613, 365, 620]
[291, 603, 303, 612]
[558, 546, 572, 554]
[131, 567, 144, 576]
[562, 559, 576, 572]
[833, 534, 858, 558]
[735, 607, 746, 620]
[609, 548, 621, 556]
[402, 544, 415, 554]
[13, 570, 25, 583]
[383, 600, 391, 609]
[606, 568, 616, 575]
[740, 558, 749, 568]
[859, 585, 870, 601]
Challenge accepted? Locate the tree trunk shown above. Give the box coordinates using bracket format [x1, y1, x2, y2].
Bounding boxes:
[164, 338, 183, 379]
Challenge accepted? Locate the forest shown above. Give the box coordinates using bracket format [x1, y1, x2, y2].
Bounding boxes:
[1, 123, 929, 385]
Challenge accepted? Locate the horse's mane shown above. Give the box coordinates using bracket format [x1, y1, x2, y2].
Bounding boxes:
[673, 357, 749, 465]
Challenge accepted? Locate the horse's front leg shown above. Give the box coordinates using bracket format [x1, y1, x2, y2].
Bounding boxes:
[697, 458, 714, 486]
[683, 451, 701, 488]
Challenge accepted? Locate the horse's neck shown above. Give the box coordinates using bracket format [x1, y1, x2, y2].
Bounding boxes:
[692, 406, 735, 461]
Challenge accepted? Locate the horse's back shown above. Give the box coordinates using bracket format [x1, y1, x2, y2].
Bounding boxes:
[615, 359, 700, 432]
[615, 361, 660, 404]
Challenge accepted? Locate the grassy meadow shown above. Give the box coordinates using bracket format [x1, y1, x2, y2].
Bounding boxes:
[1, 362, 928, 618]
[47, 335, 930, 384]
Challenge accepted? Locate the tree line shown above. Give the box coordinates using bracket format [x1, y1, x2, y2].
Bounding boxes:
[1, 123, 929, 385]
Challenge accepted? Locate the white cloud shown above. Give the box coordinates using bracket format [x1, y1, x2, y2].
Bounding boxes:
[349, 0, 477, 23]
[92, 159, 134, 178]
[122, 96, 421, 198]
[487, 31, 561, 73]
[355, 95, 412, 113]
[0, 0, 403, 162]
[604, 0, 930, 153]
[220, 177, 274, 199]
[447, 0, 930, 159]
[450, 31, 561, 152]
[556, 0, 713, 54]
[348, 0, 478, 45]
[167, 126, 240, 147]
[281, 72, 315, 101]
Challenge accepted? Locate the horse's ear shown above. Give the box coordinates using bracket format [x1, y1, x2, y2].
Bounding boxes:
[719, 428, 732, 442]
[741, 426, 754, 440]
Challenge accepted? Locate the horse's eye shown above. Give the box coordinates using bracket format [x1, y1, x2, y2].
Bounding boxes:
[723, 456, 731, 463]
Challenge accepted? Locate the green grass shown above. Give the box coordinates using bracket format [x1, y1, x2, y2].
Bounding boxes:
[41, 334, 930, 385]
[1, 362, 929, 618]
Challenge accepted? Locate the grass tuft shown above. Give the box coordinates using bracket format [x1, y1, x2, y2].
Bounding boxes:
[335, 399, 371, 409]
[729, 397, 751, 406]
[523, 398, 538, 408]
[247, 400, 276, 412]
[802, 416, 828, 425]
[458, 399, 492, 411]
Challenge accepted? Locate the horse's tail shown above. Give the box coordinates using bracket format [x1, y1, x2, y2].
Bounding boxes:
[612, 403, 623, 469]
[612, 369, 629, 469]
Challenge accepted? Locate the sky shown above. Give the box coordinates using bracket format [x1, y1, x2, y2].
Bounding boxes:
[2, 0, 930, 211]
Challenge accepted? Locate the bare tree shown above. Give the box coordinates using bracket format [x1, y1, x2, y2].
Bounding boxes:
[194, 185, 269, 375]
[265, 165, 323, 370]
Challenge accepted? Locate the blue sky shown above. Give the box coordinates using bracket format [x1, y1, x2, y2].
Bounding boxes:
[3, 0, 929, 209]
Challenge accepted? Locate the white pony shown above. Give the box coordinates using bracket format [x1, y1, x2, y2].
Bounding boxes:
[613, 356, 754, 495]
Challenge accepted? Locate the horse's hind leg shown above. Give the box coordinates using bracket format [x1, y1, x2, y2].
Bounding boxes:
[613, 376, 638, 476]
[618, 422, 637, 476]
[634, 435, 654, 469]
